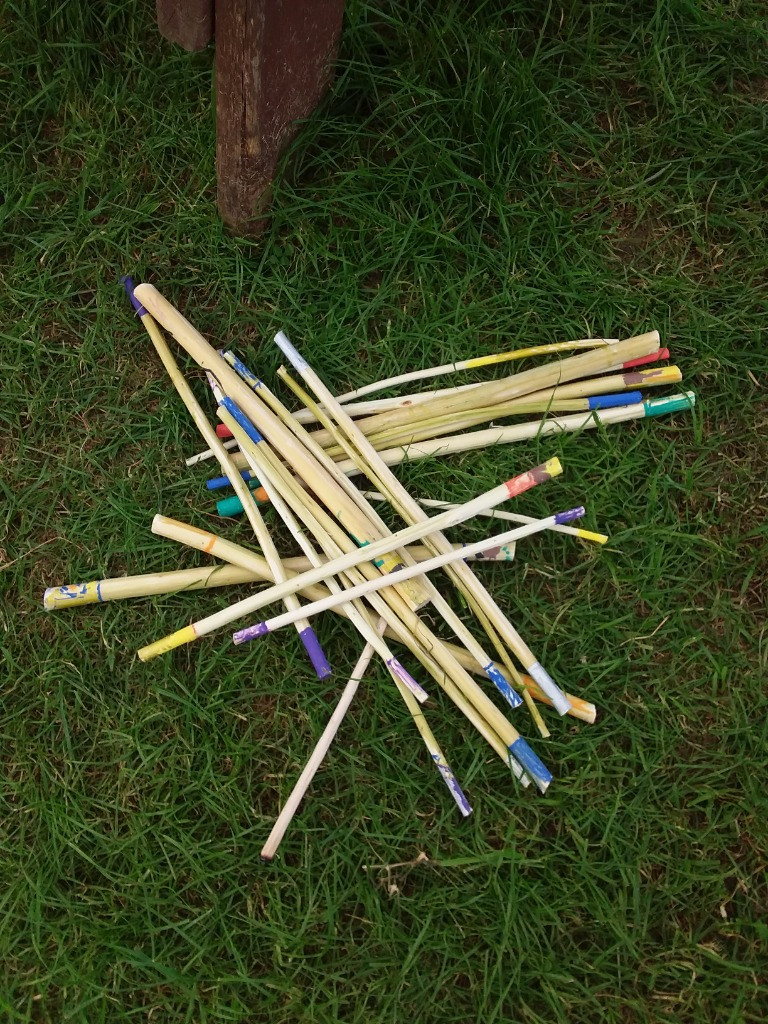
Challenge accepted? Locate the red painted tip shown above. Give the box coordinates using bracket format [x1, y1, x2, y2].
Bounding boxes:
[622, 348, 670, 370]
[216, 424, 234, 439]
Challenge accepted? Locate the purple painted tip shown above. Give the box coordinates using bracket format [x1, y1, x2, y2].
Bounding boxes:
[554, 506, 586, 525]
[120, 276, 147, 316]
[387, 658, 429, 702]
[232, 621, 270, 645]
[299, 626, 332, 679]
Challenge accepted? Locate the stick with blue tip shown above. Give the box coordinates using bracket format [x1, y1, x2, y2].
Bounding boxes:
[274, 330, 574, 717]
[214, 391, 429, 704]
[233, 508, 586, 644]
[252, 359, 557, 713]
[324, 392, 698, 476]
[211, 398, 525, 788]
[122, 277, 331, 680]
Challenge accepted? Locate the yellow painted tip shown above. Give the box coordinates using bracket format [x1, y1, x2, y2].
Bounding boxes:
[544, 457, 563, 478]
[639, 365, 683, 384]
[138, 624, 197, 662]
[575, 528, 610, 544]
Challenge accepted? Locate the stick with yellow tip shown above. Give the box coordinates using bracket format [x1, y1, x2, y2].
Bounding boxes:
[138, 464, 559, 662]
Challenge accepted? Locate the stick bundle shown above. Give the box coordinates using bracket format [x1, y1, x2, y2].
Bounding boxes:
[44, 278, 696, 860]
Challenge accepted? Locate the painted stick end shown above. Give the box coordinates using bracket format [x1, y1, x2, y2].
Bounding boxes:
[485, 664, 523, 709]
[232, 621, 270, 645]
[299, 626, 332, 679]
[120, 275, 147, 317]
[388, 658, 429, 703]
[554, 506, 586, 526]
[509, 737, 553, 793]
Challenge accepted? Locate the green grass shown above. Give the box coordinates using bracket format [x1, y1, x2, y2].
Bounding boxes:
[2, 1, 767, 1020]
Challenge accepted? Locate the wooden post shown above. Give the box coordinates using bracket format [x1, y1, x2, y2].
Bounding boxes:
[215, 0, 346, 232]
[156, 0, 214, 51]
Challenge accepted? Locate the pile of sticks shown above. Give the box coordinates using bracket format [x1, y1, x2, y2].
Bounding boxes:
[44, 281, 695, 860]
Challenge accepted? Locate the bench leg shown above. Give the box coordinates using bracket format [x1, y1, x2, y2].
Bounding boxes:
[215, 0, 346, 232]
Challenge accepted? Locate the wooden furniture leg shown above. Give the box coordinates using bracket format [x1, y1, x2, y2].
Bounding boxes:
[215, 0, 346, 232]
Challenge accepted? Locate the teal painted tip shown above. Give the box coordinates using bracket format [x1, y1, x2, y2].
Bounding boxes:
[643, 391, 696, 418]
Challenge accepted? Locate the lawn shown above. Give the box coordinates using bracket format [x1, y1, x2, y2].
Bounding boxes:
[2, 1, 767, 1021]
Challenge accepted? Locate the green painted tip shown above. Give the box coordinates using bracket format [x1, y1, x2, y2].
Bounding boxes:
[643, 391, 696, 418]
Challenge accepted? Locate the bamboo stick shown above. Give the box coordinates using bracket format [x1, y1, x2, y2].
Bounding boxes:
[333, 338, 620, 403]
[234, 507, 584, 643]
[330, 393, 697, 475]
[123, 281, 331, 680]
[362, 492, 607, 545]
[275, 331, 574, 717]
[337, 332, 660, 443]
[260, 632, 380, 862]
[130, 283, 409, 584]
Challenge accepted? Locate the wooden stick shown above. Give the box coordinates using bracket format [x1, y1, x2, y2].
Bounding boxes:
[335, 332, 661, 443]
[185, 437, 239, 466]
[137, 463, 559, 662]
[316, 367, 682, 453]
[234, 508, 585, 642]
[362, 491, 608, 545]
[329, 393, 697, 476]
[260, 630, 380, 862]
[42, 546, 465, 611]
[124, 280, 331, 680]
[217, 398, 428, 703]
[333, 338, 620, 403]
[131, 283, 409, 582]
[275, 330, 574, 717]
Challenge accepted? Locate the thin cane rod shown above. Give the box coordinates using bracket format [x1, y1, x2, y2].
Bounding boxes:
[275, 331, 573, 717]
[216, 401, 428, 703]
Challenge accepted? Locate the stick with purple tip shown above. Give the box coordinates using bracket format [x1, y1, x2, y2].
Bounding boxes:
[234, 508, 586, 644]
[213, 389, 429, 704]
[274, 330, 574, 716]
[220, 351, 530, 712]
[121, 276, 331, 680]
